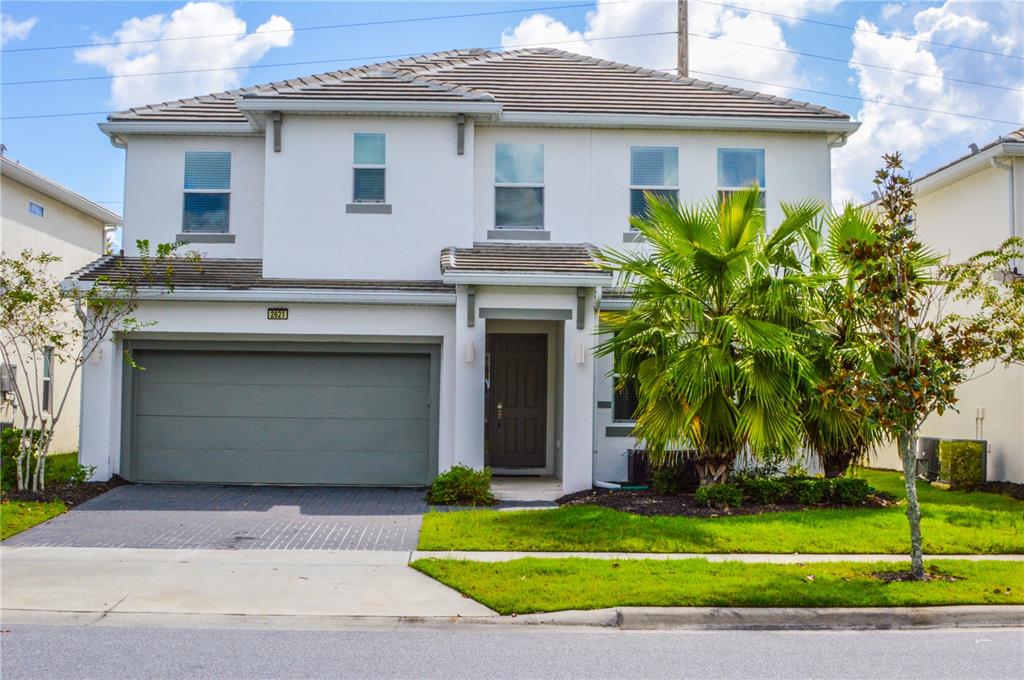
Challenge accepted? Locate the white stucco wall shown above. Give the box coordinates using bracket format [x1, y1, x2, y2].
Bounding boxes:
[121, 136, 266, 259]
[1, 175, 107, 453]
[874, 159, 1024, 482]
[261, 115, 475, 280]
[473, 127, 833, 243]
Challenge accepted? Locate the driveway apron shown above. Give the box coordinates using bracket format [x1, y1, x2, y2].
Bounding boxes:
[3, 484, 429, 551]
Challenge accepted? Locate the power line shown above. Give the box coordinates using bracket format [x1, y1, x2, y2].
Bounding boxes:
[2, 31, 677, 87]
[5, 29, 1020, 96]
[671, 68, 1024, 127]
[0, 0, 640, 54]
[689, 33, 1024, 94]
[692, 0, 1024, 61]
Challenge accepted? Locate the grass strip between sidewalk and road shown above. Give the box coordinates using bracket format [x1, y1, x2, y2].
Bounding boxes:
[0, 499, 66, 540]
[419, 470, 1024, 554]
[411, 557, 1024, 615]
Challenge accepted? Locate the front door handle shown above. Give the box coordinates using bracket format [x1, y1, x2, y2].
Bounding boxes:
[496, 402, 503, 431]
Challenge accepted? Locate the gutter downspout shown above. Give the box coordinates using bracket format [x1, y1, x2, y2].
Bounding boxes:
[991, 156, 1019, 274]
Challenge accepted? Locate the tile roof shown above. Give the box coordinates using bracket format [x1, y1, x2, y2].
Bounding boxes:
[107, 48, 852, 124]
[912, 126, 1024, 187]
[69, 256, 454, 293]
[439, 242, 605, 276]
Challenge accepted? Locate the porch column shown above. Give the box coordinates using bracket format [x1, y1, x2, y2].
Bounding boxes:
[560, 288, 596, 493]
[79, 335, 123, 481]
[452, 285, 486, 469]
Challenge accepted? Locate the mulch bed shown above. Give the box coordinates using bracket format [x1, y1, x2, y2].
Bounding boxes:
[976, 481, 1024, 501]
[2, 475, 129, 509]
[556, 488, 894, 517]
[872, 568, 960, 583]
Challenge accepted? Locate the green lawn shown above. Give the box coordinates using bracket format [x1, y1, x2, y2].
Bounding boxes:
[412, 557, 1024, 614]
[419, 470, 1024, 554]
[1, 499, 66, 540]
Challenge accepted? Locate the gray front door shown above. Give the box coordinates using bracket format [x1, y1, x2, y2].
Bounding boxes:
[126, 348, 435, 486]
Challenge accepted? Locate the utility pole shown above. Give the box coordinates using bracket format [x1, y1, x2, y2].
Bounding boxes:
[677, 0, 689, 78]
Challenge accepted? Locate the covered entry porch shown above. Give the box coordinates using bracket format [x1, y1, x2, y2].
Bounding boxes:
[440, 242, 612, 494]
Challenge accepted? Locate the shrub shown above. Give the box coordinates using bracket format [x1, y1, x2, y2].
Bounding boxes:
[939, 440, 986, 490]
[787, 478, 829, 505]
[830, 477, 871, 504]
[695, 483, 743, 509]
[739, 478, 788, 505]
[427, 465, 495, 506]
[1, 427, 44, 488]
[650, 463, 700, 495]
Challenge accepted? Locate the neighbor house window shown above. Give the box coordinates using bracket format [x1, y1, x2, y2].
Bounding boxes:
[717, 148, 765, 207]
[495, 143, 544, 228]
[630, 146, 678, 224]
[353, 132, 386, 202]
[29, 201, 44, 217]
[183, 151, 231, 232]
[42, 347, 53, 412]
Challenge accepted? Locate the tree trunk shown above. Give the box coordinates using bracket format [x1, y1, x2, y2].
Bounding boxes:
[694, 460, 731, 486]
[820, 449, 855, 478]
[898, 433, 926, 579]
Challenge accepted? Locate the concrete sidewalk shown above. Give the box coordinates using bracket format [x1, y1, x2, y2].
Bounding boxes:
[0, 546, 494, 619]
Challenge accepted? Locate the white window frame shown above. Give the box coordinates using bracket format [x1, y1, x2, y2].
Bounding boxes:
[352, 132, 387, 204]
[629, 146, 679, 227]
[182, 151, 232, 234]
[717, 148, 766, 206]
[494, 143, 545, 229]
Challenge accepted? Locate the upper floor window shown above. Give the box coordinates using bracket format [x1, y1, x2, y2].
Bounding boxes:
[630, 146, 678, 224]
[353, 133, 386, 203]
[717, 148, 765, 207]
[28, 201, 44, 217]
[183, 151, 231, 233]
[495, 143, 544, 228]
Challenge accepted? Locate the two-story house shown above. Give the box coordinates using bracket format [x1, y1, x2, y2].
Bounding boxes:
[69, 48, 858, 493]
[1, 155, 118, 452]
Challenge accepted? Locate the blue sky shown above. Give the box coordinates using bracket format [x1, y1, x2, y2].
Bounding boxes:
[2, 0, 1022, 216]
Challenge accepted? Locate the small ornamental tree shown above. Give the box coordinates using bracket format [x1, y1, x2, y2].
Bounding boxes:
[0, 241, 195, 491]
[840, 153, 1023, 579]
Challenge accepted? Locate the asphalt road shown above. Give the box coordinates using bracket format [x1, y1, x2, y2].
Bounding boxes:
[2, 624, 1021, 679]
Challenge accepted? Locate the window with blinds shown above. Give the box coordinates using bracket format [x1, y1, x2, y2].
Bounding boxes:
[613, 373, 640, 423]
[717, 148, 766, 208]
[42, 347, 53, 412]
[183, 151, 231, 233]
[630, 146, 679, 224]
[353, 133, 386, 203]
[495, 143, 544, 228]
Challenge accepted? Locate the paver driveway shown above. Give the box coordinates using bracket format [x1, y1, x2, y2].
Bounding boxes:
[4, 484, 429, 551]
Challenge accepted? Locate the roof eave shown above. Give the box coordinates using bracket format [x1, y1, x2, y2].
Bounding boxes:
[492, 111, 860, 134]
[1, 158, 121, 225]
[914, 141, 1024, 197]
[442, 271, 612, 287]
[236, 98, 503, 117]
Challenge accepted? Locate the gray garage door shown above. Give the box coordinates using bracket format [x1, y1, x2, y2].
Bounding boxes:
[124, 347, 435, 486]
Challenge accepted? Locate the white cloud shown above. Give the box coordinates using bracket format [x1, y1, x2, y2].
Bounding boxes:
[75, 2, 293, 110]
[501, 0, 842, 96]
[832, 1, 1024, 204]
[1, 13, 38, 46]
[880, 4, 903, 21]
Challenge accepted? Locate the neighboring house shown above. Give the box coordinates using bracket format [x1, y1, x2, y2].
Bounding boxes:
[0, 156, 118, 453]
[875, 128, 1024, 482]
[69, 48, 858, 492]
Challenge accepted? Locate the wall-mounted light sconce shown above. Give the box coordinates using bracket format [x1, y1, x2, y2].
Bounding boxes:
[465, 341, 476, 363]
[575, 341, 585, 365]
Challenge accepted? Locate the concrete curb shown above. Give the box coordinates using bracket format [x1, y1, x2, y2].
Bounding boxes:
[5, 606, 1022, 632]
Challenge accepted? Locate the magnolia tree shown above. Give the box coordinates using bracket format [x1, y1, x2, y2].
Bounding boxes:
[840, 154, 1023, 579]
[0, 242, 194, 491]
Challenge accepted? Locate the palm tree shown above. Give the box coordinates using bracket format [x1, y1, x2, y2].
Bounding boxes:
[596, 188, 821, 485]
[797, 206, 883, 477]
